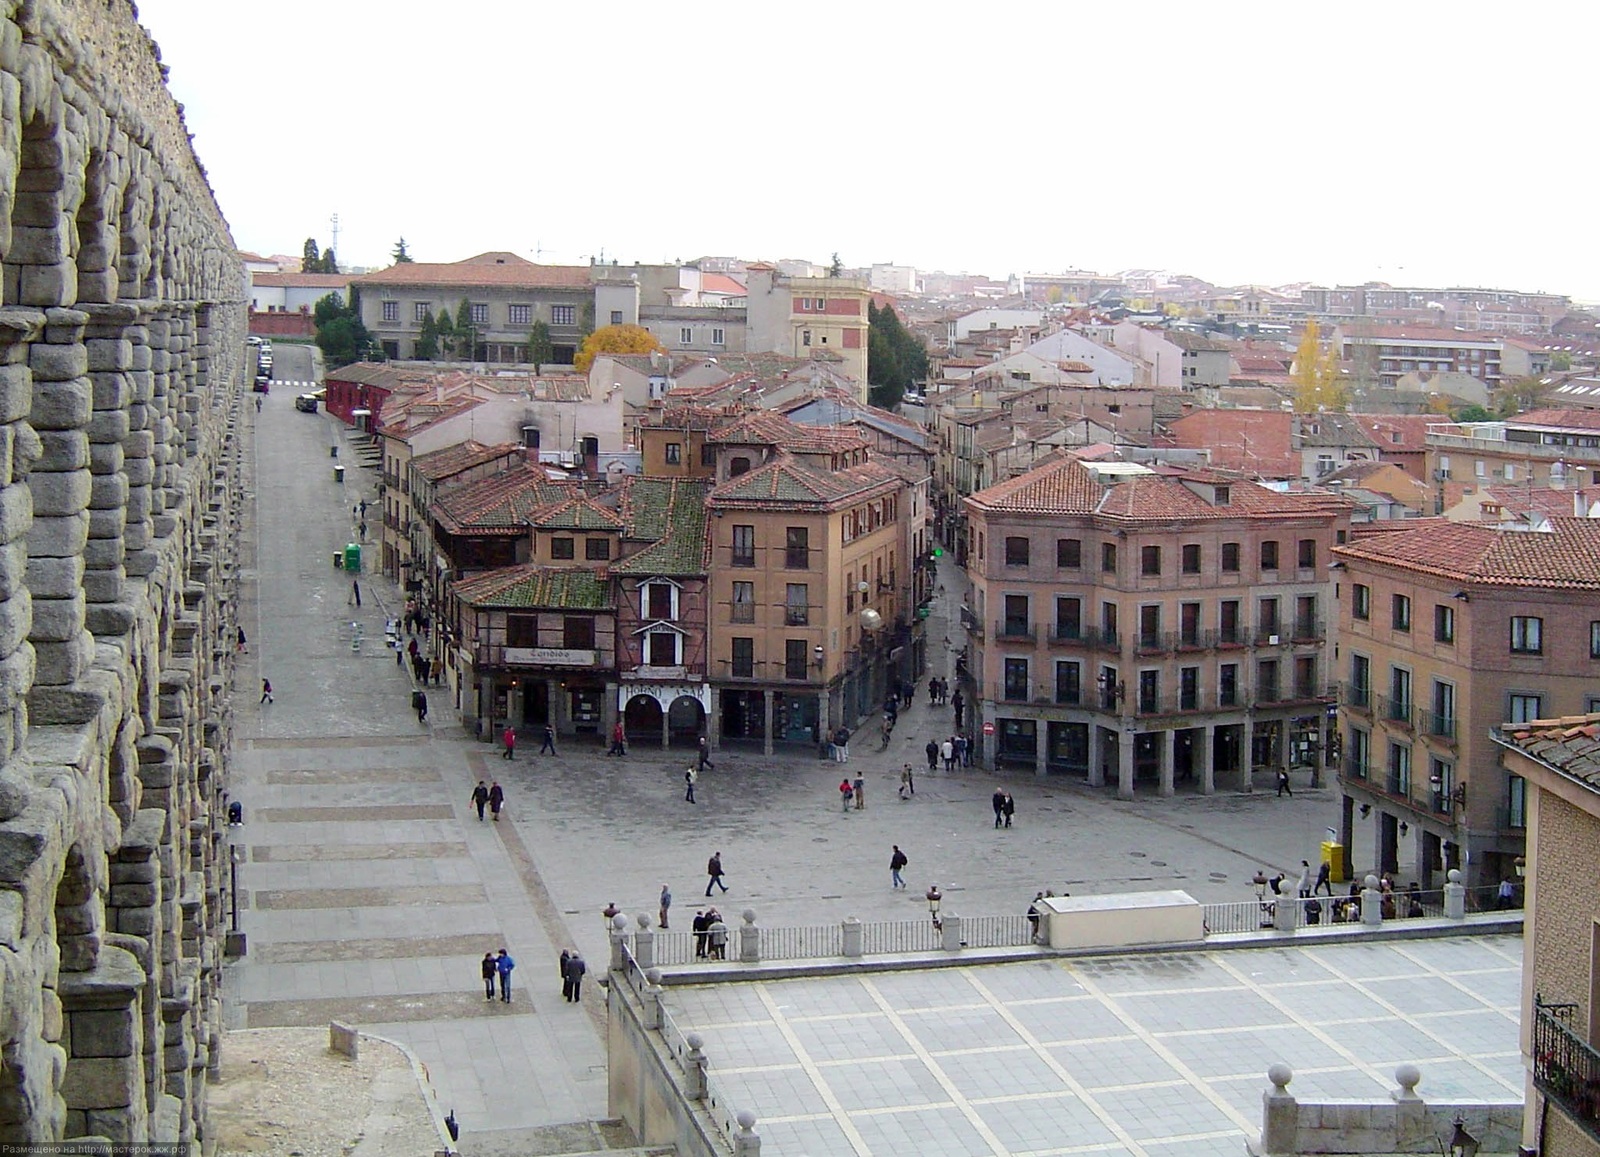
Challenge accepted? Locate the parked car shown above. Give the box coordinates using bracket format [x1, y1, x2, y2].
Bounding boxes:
[294, 392, 320, 413]
[252, 378, 269, 394]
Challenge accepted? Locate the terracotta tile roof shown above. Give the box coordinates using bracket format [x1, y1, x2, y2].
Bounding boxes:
[411, 441, 523, 482]
[378, 396, 484, 440]
[452, 564, 613, 611]
[352, 255, 591, 290]
[1333, 516, 1600, 588]
[708, 409, 870, 455]
[1297, 413, 1378, 449]
[709, 454, 902, 511]
[699, 273, 747, 296]
[1352, 414, 1433, 450]
[527, 492, 624, 531]
[251, 271, 352, 288]
[1511, 408, 1600, 432]
[432, 467, 570, 534]
[612, 479, 709, 576]
[966, 456, 1103, 514]
[1166, 410, 1297, 477]
[1497, 712, 1600, 796]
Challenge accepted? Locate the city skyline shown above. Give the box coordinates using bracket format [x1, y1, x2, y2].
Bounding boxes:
[138, 1, 1599, 300]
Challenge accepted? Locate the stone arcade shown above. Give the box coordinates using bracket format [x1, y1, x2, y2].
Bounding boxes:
[0, 0, 246, 1146]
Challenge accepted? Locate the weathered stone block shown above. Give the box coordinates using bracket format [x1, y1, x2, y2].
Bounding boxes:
[27, 468, 91, 516]
[28, 593, 84, 641]
[7, 225, 68, 265]
[29, 377, 92, 429]
[0, 542, 24, 601]
[20, 263, 78, 310]
[27, 342, 86, 383]
[109, 883, 156, 908]
[80, 571, 125, 603]
[112, 906, 155, 937]
[33, 631, 92, 686]
[0, 483, 34, 546]
[85, 603, 136, 637]
[87, 409, 130, 443]
[86, 340, 133, 373]
[26, 511, 88, 556]
[82, 537, 124, 569]
[89, 474, 128, 511]
[36, 430, 89, 472]
[0, 587, 29, 655]
[58, 1054, 136, 1109]
[23, 554, 81, 599]
[88, 442, 123, 475]
[0, 365, 32, 424]
[87, 506, 125, 539]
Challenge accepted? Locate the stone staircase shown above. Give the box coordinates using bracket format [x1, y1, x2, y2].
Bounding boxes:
[460, 1118, 674, 1157]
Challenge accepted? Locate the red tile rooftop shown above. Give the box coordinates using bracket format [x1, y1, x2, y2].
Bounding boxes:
[1333, 516, 1600, 587]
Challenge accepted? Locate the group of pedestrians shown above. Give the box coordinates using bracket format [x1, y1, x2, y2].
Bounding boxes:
[839, 774, 866, 810]
[991, 788, 1016, 828]
[469, 780, 505, 821]
[692, 908, 729, 959]
[928, 735, 974, 772]
[499, 725, 557, 759]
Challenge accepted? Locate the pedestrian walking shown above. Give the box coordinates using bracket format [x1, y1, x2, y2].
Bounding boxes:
[236, 626, 246, 653]
[853, 774, 865, 810]
[839, 777, 853, 811]
[539, 725, 557, 755]
[899, 765, 913, 800]
[260, 678, 273, 704]
[1002, 791, 1015, 828]
[890, 845, 908, 889]
[941, 738, 955, 772]
[495, 948, 515, 1003]
[1028, 892, 1044, 942]
[563, 950, 586, 1001]
[705, 851, 728, 895]
[1297, 860, 1312, 898]
[659, 884, 672, 929]
[697, 735, 715, 770]
[502, 726, 516, 760]
[992, 788, 1006, 829]
[255, 394, 263, 412]
[488, 781, 504, 821]
[955, 734, 969, 768]
[692, 910, 709, 958]
[413, 689, 428, 723]
[1495, 877, 1517, 910]
[470, 780, 489, 821]
[952, 689, 965, 726]
[1276, 768, 1292, 797]
[559, 949, 573, 1000]
[1314, 859, 1333, 896]
[708, 914, 728, 960]
[608, 721, 626, 756]
[833, 726, 850, 763]
[925, 739, 938, 771]
[350, 579, 362, 608]
[928, 680, 938, 707]
[358, 520, 367, 541]
[684, 765, 697, 803]
[480, 952, 497, 1000]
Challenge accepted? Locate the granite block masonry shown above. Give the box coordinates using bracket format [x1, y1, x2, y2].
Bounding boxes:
[0, 0, 247, 1148]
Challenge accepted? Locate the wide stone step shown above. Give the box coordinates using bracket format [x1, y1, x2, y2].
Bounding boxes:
[458, 1118, 674, 1157]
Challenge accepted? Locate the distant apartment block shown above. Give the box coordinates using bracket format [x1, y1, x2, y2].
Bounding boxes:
[744, 265, 871, 392]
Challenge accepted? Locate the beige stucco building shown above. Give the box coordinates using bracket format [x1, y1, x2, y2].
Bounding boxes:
[744, 265, 870, 393]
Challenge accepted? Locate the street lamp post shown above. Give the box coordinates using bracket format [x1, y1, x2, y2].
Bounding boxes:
[925, 884, 942, 930]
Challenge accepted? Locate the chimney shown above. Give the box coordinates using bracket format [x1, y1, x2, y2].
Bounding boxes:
[1578, 490, 1587, 518]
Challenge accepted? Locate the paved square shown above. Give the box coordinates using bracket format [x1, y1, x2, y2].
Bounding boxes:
[661, 935, 1524, 1156]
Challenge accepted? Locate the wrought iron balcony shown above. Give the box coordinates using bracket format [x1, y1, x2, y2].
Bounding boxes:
[1050, 623, 1084, 644]
[1343, 757, 1370, 782]
[1377, 694, 1413, 728]
[995, 620, 1036, 643]
[1292, 617, 1325, 642]
[1420, 708, 1457, 743]
[1342, 682, 1372, 711]
[1534, 999, 1600, 1146]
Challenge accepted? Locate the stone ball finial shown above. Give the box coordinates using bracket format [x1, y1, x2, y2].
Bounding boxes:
[1364, 873, 1380, 890]
[610, 913, 629, 931]
[736, 1109, 757, 1131]
[1267, 1063, 1293, 1092]
[636, 912, 653, 930]
[646, 967, 662, 985]
[741, 908, 756, 925]
[686, 1032, 703, 1051]
[1395, 1063, 1421, 1095]
[1446, 868, 1462, 884]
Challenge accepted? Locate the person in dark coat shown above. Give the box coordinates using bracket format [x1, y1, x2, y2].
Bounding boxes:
[480, 952, 497, 1000]
[560, 949, 573, 1000]
[992, 788, 1006, 829]
[495, 948, 515, 1002]
[563, 951, 586, 1001]
[539, 725, 557, 755]
[470, 781, 489, 821]
[1002, 791, 1015, 828]
[488, 781, 504, 821]
[925, 740, 939, 771]
[692, 910, 709, 958]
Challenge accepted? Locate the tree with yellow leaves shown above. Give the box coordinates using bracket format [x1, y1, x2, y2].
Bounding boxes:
[1291, 320, 1349, 412]
[573, 324, 666, 374]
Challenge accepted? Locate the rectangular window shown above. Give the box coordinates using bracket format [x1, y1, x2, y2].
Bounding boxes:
[382, 300, 399, 323]
[1138, 670, 1160, 714]
[1257, 658, 1279, 703]
[1221, 542, 1240, 573]
[730, 581, 754, 623]
[801, 329, 812, 347]
[785, 584, 809, 626]
[414, 302, 431, 322]
[1510, 615, 1543, 654]
[1181, 544, 1201, 574]
[1431, 680, 1456, 737]
[550, 537, 575, 560]
[1141, 545, 1161, 576]
[1101, 542, 1118, 573]
[1508, 775, 1527, 828]
[1003, 658, 1029, 701]
[700, 443, 717, 468]
[731, 525, 755, 567]
[680, 327, 693, 344]
[1057, 538, 1081, 568]
[785, 639, 808, 681]
[1101, 601, 1118, 645]
[1388, 741, 1412, 797]
[1258, 597, 1280, 636]
[1392, 594, 1411, 632]
[1004, 594, 1031, 637]
[551, 304, 576, 326]
[1219, 663, 1238, 707]
[610, 310, 624, 326]
[1297, 538, 1316, 569]
[1351, 653, 1371, 699]
[1219, 599, 1240, 645]
[1180, 666, 1199, 711]
[509, 304, 531, 325]
[507, 614, 538, 647]
[1005, 536, 1030, 566]
[647, 583, 674, 620]
[1053, 661, 1080, 705]
[1434, 604, 1455, 643]
[563, 616, 595, 649]
[585, 537, 611, 561]
[1294, 654, 1318, 699]
[1347, 727, 1371, 778]
[1592, 621, 1600, 659]
[648, 632, 678, 666]
[1390, 667, 1412, 723]
[1055, 596, 1081, 639]
[712, 327, 725, 345]
[785, 527, 809, 569]
[470, 302, 489, 324]
[731, 637, 754, 678]
[664, 442, 682, 465]
[1180, 602, 1201, 646]
[1137, 604, 1161, 650]
[1260, 540, 1280, 571]
[1509, 693, 1543, 724]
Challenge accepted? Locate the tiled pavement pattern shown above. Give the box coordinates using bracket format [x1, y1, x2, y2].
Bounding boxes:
[662, 936, 1524, 1157]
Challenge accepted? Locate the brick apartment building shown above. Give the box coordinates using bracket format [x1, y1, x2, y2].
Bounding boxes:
[964, 456, 1351, 796]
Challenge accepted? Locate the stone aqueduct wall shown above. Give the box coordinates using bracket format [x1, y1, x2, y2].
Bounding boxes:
[0, 0, 246, 1146]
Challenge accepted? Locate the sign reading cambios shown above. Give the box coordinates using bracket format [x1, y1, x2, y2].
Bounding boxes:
[504, 647, 597, 667]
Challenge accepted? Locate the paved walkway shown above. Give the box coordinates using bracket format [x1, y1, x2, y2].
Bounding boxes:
[662, 936, 1524, 1157]
[224, 363, 1401, 1150]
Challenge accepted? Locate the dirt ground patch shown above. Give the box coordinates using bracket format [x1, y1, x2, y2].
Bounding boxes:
[209, 1027, 445, 1156]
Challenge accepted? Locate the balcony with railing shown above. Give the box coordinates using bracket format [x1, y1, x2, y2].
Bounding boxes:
[995, 620, 1036, 644]
[1377, 694, 1413, 729]
[1533, 999, 1600, 1145]
[1049, 622, 1084, 644]
[1342, 682, 1372, 712]
[1215, 625, 1248, 649]
[1135, 630, 1170, 655]
[1083, 626, 1119, 651]
[1384, 770, 1412, 800]
[1420, 708, 1457, 743]
[1136, 691, 1163, 716]
[1343, 757, 1370, 782]
[1292, 617, 1325, 642]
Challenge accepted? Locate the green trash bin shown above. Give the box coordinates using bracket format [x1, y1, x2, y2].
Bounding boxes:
[344, 543, 362, 574]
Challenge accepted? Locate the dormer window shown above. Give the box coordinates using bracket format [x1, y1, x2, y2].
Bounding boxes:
[642, 579, 680, 622]
[1214, 485, 1231, 506]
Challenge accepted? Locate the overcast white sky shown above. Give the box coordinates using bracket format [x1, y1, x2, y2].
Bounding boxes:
[137, 1, 1599, 299]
